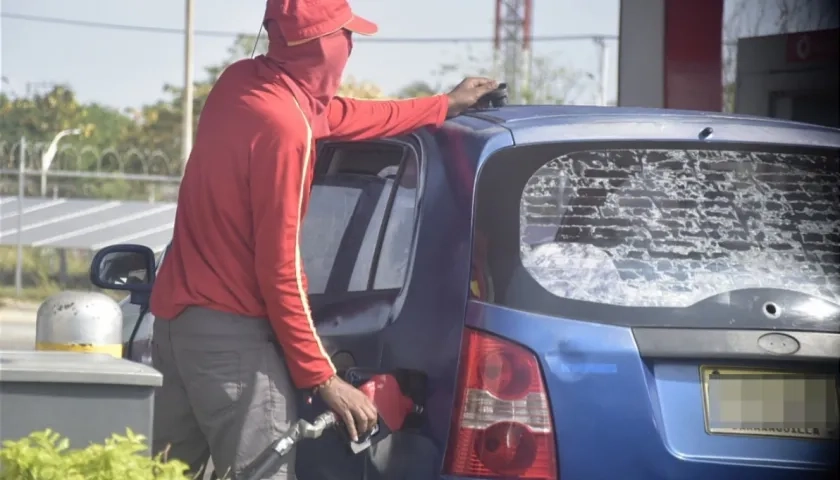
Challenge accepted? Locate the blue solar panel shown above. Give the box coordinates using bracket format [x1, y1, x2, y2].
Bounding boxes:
[0, 196, 175, 251]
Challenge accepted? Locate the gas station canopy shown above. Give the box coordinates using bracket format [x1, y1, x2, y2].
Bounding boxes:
[0, 196, 175, 252]
[618, 0, 839, 128]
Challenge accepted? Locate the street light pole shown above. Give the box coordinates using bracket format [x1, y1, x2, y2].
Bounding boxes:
[41, 128, 82, 196]
[594, 37, 609, 106]
[181, 0, 195, 173]
[16, 137, 26, 297]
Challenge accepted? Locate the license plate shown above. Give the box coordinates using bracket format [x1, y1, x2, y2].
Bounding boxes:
[701, 366, 840, 439]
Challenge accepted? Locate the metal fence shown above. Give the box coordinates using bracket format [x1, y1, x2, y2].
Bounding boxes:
[0, 137, 182, 201]
[0, 137, 181, 297]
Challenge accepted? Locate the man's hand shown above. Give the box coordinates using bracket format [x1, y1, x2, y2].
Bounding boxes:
[317, 376, 378, 442]
[446, 77, 500, 118]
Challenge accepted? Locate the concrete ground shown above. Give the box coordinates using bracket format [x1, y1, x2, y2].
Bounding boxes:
[0, 301, 38, 350]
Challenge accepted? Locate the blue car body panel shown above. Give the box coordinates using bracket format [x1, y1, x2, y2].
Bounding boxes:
[120, 106, 839, 479]
[464, 302, 837, 480]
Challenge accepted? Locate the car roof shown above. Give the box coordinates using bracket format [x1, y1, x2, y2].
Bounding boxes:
[455, 105, 840, 153]
[465, 104, 836, 130]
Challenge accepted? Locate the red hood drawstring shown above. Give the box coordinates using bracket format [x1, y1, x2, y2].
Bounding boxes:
[262, 21, 352, 138]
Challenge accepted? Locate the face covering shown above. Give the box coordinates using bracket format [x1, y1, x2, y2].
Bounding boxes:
[262, 21, 353, 137]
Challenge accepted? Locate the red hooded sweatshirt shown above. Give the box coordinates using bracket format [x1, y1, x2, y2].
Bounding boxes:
[150, 15, 449, 389]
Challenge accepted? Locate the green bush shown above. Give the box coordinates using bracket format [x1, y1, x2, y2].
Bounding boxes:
[0, 429, 193, 480]
[0, 246, 126, 304]
[0, 246, 90, 291]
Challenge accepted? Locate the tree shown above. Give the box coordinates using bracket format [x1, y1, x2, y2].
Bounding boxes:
[118, 98, 185, 175]
[1, 33, 393, 190]
[338, 77, 387, 99]
[0, 86, 92, 146]
[518, 56, 587, 105]
[434, 51, 587, 105]
[723, 0, 840, 111]
[215, 34, 389, 99]
[110, 34, 258, 173]
[129, 33, 388, 170]
[191, 33, 388, 101]
[0, 86, 122, 171]
[208, 34, 268, 82]
[394, 81, 438, 99]
[772, 0, 839, 31]
[0, 86, 153, 200]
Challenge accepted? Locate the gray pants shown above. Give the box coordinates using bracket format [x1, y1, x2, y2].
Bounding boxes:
[152, 307, 297, 480]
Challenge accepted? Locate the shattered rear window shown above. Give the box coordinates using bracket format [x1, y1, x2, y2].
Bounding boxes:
[519, 149, 840, 307]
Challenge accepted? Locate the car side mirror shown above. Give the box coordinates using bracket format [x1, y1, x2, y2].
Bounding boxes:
[90, 244, 157, 304]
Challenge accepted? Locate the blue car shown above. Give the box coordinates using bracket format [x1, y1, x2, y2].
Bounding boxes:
[90, 105, 840, 479]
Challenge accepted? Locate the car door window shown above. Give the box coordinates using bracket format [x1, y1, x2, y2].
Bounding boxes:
[348, 154, 419, 292]
[348, 178, 394, 291]
[154, 179, 385, 298]
[301, 185, 364, 293]
[316, 139, 420, 295]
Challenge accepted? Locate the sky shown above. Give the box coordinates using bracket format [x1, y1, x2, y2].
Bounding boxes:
[0, 0, 621, 110]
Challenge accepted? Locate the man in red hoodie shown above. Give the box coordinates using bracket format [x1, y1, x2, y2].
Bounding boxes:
[148, 1, 497, 478]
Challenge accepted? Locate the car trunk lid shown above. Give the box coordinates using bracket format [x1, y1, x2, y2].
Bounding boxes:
[468, 138, 840, 477]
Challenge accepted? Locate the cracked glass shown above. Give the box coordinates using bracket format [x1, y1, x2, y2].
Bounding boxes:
[519, 149, 840, 307]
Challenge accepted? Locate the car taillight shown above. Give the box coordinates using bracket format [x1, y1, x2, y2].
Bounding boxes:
[443, 328, 558, 479]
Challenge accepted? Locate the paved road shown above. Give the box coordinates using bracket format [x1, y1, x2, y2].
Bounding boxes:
[0, 304, 37, 350]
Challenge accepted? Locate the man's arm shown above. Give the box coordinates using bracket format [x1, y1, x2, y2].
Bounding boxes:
[325, 78, 500, 142]
[325, 95, 449, 142]
[250, 122, 335, 390]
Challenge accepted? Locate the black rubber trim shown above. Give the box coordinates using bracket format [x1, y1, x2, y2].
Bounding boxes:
[367, 150, 410, 290]
[314, 139, 407, 178]
[310, 289, 400, 319]
[633, 328, 840, 362]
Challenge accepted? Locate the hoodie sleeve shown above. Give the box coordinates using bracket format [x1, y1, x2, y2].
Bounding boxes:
[325, 94, 449, 141]
[250, 121, 336, 390]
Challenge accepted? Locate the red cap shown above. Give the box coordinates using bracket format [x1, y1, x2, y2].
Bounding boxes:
[264, 0, 379, 46]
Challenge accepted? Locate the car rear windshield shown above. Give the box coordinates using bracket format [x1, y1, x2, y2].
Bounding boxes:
[473, 143, 840, 319]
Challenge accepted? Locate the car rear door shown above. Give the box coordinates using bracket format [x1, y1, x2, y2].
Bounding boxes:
[295, 137, 429, 479]
[471, 136, 839, 479]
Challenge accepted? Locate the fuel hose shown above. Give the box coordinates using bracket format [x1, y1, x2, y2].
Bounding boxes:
[237, 411, 338, 480]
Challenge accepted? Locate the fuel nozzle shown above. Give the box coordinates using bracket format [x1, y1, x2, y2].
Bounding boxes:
[359, 374, 421, 430]
[344, 373, 423, 454]
[238, 373, 423, 480]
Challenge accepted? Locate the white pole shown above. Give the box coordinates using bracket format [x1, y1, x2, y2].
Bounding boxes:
[595, 37, 608, 106]
[41, 128, 82, 196]
[600, 40, 609, 106]
[522, 47, 532, 104]
[0, 4, 4, 97]
[16, 137, 26, 297]
[181, 0, 195, 173]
